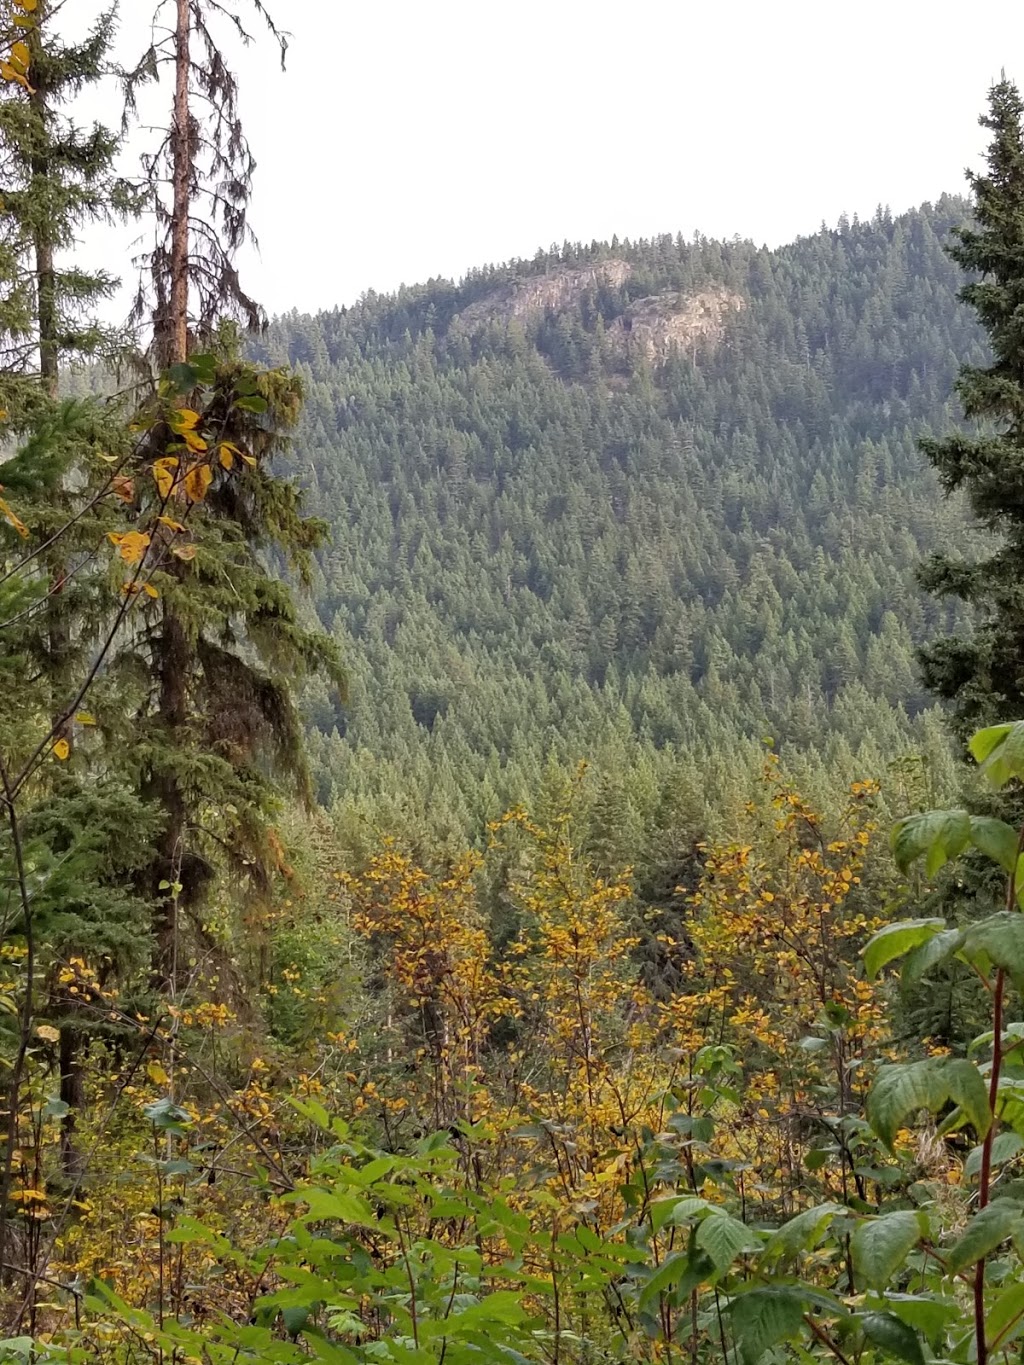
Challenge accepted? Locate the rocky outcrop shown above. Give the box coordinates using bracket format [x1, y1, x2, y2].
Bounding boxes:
[455, 260, 632, 329]
[611, 286, 745, 360]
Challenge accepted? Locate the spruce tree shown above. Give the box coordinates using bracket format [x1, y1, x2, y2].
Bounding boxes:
[122, 0, 343, 990]
[0, 0, 134, 410]
[0, 1, 147, 1200]
[919, 78, 1024, 733]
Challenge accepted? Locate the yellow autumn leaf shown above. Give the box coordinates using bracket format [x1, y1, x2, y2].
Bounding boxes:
[172, 543, 197, 562]
[0, 495, 28, 538]
[142, 582, 159, 599]
[14, 0, 39, 12]
[152, 456, 179, 497]
[157, 516, 186, 532]
[52, 739, 70, 761]
[181, 428, 208, 453]
[146, 1061, 169, 1086]
[174, 407, 201, 430]
[183, 463, 213, 503]
[241, 453, 257, 467]
[115, 530, 150, 566]
[10, 41, 28, 71]
[111, 475, 134, 504]
[75, 712, 96, 726]
[218, 444, 234, 469]
[35, 1024, 60, 1043]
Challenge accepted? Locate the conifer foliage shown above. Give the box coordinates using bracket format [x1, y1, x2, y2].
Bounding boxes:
[0, 0, 340, 1292]
[919, 79, 1024, 732]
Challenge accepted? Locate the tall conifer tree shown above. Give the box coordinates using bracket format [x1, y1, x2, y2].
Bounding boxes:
[919, 78, 1024, 732]
[123, 1, 343, 989]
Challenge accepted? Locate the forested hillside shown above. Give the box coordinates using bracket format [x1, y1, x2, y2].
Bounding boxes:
[254, 199, 983, 846]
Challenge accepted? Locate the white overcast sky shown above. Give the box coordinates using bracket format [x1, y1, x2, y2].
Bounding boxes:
[86, 0, 1024, 317]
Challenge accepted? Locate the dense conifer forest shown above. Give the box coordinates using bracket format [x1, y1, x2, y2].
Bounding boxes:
[255, 201, 981, 849]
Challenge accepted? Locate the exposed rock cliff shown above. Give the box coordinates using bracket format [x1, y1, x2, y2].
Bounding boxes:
[610, 286, 746, 359]
[454, 260, 632, 329]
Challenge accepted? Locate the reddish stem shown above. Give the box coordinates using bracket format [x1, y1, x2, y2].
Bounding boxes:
[973, 968, 1004, 1365]
[971, 815, 1023, 1365]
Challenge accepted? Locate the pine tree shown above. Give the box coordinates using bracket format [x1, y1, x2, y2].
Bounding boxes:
[919, 78, 1024, 733]
[122, 1, 343, 989]
[0, 1, 145, 1197]
[0, 0, 134, 410]
[126, 0, 285, 364]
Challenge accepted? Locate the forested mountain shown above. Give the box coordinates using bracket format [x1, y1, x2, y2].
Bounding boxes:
[252, 198, 982, 846]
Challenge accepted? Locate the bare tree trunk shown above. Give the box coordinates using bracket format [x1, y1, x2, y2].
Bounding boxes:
[58, 1026, 85, 1178]
[148, 0, 192, 991]
[29, 1, 57, 400]
[170, 0, 190, 366]
[152, 611, 188, 990]
[29, 2, 84, 1178]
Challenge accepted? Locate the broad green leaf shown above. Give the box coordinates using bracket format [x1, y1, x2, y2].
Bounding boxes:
[638, 1249, 714, 1306]
[965, 1131, 1024, 1179]
[996, 1078, 1024, 1136]
[761, 1202, 847, 1261]
[851, 1211, 926, 1290]
[288, 1097, 331, 1130]
[696, 1210, 762, 1271]
[281, 1304, 313, 1338]
[901, 928, 965, 986]
[727, 1287, 809, 1365]
[668, 1112, 715, 1141]
[166, 361, 199, 392]
[190, 352, 218, 384]
[0, 1340, 35, 1361]
[970, 722, 1024, 788]
[882, 1294, 959, 1344]
[158, 1157, 193, 1177]
[798, 1035, 830, 1052]
[444, 1292, 531, 1329]
[971, 1020, 1024, 1061]
[292, 1187, 376, 1226]
[987, 1280, 1024, 1350]
[650, 1195, 712, 1232]
[962, 913, 1024, 988]
[863, 920, 946, 978]
[866, 1057, 990, 1148]
[143, 1097, 193, 1133]
[891, 809, 970, 875]
[947, 1201, 1023, 1273]
[969, 816, 1022, 874]
[858, 1312, 926, 1365]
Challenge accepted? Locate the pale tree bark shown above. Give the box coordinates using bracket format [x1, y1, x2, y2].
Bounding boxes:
[169, 0, 190, 365]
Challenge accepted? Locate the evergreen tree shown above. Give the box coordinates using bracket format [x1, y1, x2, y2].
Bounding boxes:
[123, 0, 343, 988]
[0, 0, 133, 410]
[919, 79, 1024, 733]
[0, 0, 144, 1195]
